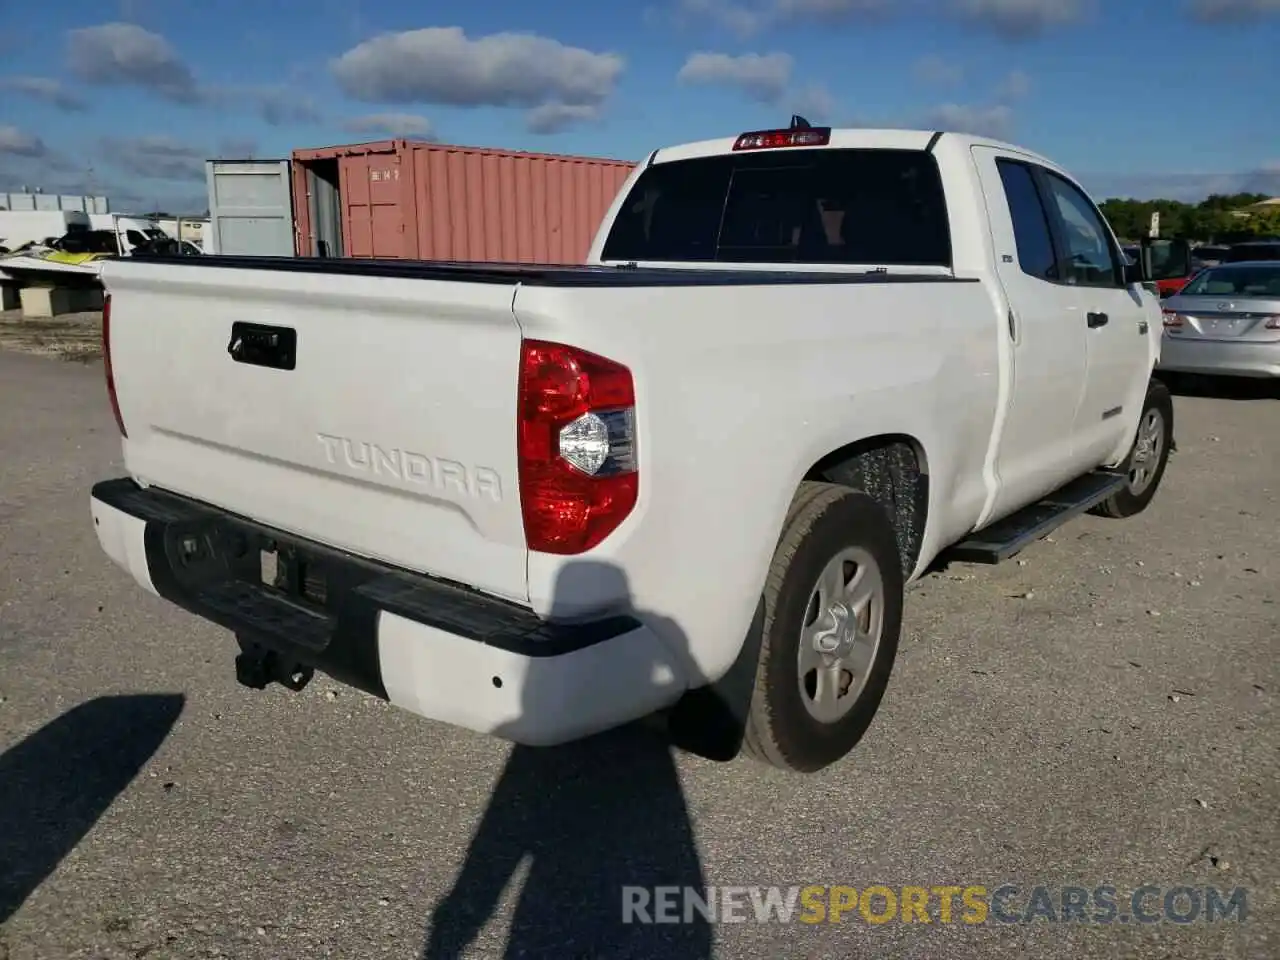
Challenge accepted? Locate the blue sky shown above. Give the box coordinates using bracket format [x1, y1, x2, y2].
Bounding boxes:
[1, 0, 1278, 213]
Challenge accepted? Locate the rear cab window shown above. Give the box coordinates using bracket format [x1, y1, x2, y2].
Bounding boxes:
[600, 148, 952, 267]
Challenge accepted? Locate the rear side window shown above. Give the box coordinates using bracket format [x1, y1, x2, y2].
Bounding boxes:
[996, 159, 1058, 282]
[601, 148, 951, 267]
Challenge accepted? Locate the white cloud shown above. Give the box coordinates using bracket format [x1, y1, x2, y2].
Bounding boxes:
[100, 135, 207, 182]
[344, 113, 435, 139]
[1186, 0, 1280, 21]
[788, 83, 838, 122]
[330, 27, 624, 132]
[774, 0, 891, 17]
[951, 0, 1091, 38]
[921, 102, 1015, 139]
[673, 0, 767, 36]
[677, 52, 793, 102]
[0, 77, 88, 112]
[1083, 167, 1280, 202]
[217, 138, 259, 158]
[913, 55, 964, 86]
[66, 22, 204, 104]
[996, 69, 1032, 99]
[673, 0, 1081, 37]
[254, 88, 323, 126]
[0, 126, 50, 159]
[670, 0, 888, 37]
[526, 103, 604, 135]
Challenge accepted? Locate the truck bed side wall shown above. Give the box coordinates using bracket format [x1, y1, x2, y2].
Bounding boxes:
[513, 278, 1001, 685]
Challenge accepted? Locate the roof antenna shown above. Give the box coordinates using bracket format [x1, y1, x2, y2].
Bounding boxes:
[790, 114, 811, 130]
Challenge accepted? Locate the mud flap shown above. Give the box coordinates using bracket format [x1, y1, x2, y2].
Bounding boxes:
[664, 597, 766, 762]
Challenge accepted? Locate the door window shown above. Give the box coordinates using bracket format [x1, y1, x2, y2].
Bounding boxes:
[996, 159, 1058, 282]
[1040, 172, 1122, 287]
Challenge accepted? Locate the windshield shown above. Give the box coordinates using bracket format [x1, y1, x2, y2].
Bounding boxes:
[600, 148, 952, 267]
[145, 228, 168, 239]
[1179, 264, 1280, 297]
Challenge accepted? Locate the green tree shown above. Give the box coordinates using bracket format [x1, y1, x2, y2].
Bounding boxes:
[1240, 208, 1280, 238]
[1099, 192, 1277, 243]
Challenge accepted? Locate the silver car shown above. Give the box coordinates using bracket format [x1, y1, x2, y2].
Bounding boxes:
[1158, 261, 1280, 379]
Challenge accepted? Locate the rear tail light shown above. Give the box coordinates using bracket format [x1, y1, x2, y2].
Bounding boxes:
[1162, 309, 1183, 329]
[517, 340, 638, 554]
[101, 294, 127, 437]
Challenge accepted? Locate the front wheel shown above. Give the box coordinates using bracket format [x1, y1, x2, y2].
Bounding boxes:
[1091, 378, 1174, 519]
[742, 483, 904, 773]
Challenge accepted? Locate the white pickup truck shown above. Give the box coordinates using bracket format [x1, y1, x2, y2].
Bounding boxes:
[90, 122, 1191, 774]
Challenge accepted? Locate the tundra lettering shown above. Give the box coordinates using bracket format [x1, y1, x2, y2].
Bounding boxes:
[316, 432, 502, 501]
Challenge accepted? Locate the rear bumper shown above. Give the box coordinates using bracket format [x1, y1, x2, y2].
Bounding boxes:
[1157, 336, 1280, 378]
[90, 478, 685, 745]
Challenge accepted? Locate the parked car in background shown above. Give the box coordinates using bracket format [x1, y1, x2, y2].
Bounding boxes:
[1192, 244, 1229, 269]
[1143, 238, 1200, 297]
[1158, 261, 1280, 378]
[1224, 240, 1280, 263]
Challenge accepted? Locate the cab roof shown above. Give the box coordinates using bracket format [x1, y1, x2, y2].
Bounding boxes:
[648, 127, 1052, 168]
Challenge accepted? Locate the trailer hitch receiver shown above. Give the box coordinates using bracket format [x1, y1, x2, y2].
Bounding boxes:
[234, 637, 314, 692]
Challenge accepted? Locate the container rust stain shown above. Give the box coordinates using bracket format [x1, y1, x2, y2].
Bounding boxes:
[291, 139, 636, 263]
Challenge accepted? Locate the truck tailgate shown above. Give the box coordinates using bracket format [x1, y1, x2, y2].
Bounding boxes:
[101, 259, 528, 603]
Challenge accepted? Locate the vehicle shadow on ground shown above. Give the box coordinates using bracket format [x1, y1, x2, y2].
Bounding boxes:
[1159, 371, 1280, 401]
[421, 561, 716, 959]
[0, 693, 185, 922]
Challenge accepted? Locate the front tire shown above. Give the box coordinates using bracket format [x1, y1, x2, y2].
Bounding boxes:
[742, 483, 904, 773]
[1090, 378, 1174, 519]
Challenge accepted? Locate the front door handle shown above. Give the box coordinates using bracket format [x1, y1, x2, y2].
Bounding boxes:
[1138, 320, 1149, 335]
[1087, 312, 1109, 328]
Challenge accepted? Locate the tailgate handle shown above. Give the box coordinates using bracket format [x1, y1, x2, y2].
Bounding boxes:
[228, 322, 297, 371]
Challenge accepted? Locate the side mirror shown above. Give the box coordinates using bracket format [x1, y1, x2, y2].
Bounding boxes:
[1139, 237, 1192, 282]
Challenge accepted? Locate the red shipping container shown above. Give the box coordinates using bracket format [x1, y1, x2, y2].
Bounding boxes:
[290, 139, 637, 263]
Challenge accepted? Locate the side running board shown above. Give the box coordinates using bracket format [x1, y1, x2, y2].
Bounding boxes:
[938, 470, 1128, 565]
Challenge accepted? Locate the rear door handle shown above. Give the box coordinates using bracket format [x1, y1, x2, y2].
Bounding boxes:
[1086, 312, 1109, 328]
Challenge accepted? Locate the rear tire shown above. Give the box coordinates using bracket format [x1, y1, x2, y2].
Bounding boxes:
[742, 482, 904, 773]
[1090, 378, 1174, 519]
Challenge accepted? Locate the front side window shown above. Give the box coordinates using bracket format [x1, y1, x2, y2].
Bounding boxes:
[1040, 172, 1121, 287]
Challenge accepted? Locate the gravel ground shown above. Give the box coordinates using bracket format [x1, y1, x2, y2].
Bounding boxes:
[0, 350, 1275, 960]
[0, 309, 102, 362]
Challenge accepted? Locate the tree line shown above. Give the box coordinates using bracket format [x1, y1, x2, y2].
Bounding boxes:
[1098, 192, 1280, 244]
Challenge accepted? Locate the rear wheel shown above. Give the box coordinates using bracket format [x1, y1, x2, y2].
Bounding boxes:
[1091, 378, 1174, 519]
[743, 483, 904, 773]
